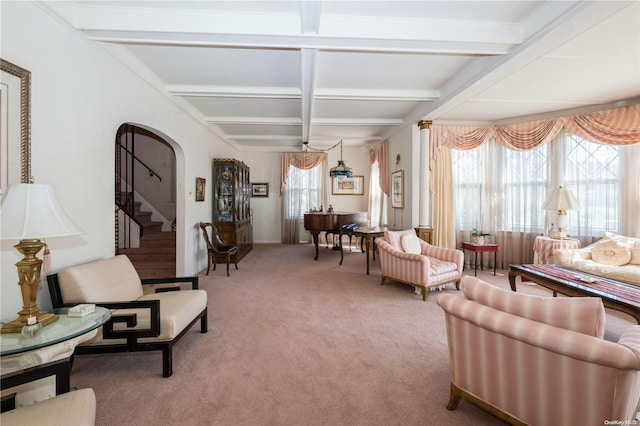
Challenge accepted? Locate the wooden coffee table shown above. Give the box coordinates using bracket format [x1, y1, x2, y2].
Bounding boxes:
[509, 264, 640, 323]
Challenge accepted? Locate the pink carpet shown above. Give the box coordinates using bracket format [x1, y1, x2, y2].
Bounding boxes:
[69, 243, 634, 425]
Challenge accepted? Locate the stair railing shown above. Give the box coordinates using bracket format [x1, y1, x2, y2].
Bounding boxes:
[115, 124, 162, 252]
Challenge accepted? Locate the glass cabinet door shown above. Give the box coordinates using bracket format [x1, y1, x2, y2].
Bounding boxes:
[215, 163, 234, 222]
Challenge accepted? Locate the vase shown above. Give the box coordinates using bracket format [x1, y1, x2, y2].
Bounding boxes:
[472, 236, 486, 245]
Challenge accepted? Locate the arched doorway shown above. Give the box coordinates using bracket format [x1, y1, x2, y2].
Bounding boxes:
[115, 123, 177, 278]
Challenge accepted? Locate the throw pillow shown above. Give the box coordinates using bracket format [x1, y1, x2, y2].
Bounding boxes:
[591, 239, 632, 266]
[462, 276, 605, 338]
[385, 229, 416, 251]
[401, 234, 421, 254]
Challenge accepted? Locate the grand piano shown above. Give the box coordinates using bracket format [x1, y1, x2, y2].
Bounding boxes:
[304, 211, 367, 260]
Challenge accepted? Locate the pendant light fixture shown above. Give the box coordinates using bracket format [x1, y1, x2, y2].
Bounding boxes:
[329, 140, 353, 178]
[303, 140, 354, 179]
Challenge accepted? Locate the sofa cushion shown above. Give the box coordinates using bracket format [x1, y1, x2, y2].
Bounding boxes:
[591, 240, 632, 266]
[83, 289, 208, 344]
[57, 255, 144, 303]
[401, 234, 421, 254]
[462, 276, 605, 338]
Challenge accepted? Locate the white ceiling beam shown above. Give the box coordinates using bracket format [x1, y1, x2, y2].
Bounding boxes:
[301, 49, 318, 143]
[68, 2, 521, 47]
[166, 85, 301, 99]
[315, 88, 439, 102]
[300, 1, 322, 34]
[230, 135, 301, 141]
[205, 117, 302, 125]
[80, 29, 511, 56]
[312, 118, 403, 126]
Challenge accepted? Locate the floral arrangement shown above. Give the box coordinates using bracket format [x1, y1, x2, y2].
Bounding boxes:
[472, 228, 492, 237]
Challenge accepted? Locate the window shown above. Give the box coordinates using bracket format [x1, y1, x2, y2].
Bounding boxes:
[452, 130, 622, 238]
[284, 164, 322, 219]
[565, 133, 620, 234]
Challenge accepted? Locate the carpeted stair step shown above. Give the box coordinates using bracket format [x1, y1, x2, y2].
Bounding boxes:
[140, 232, 176, 247]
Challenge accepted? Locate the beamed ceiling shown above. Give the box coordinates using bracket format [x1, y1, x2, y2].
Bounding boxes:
[42, 1, 640, 150]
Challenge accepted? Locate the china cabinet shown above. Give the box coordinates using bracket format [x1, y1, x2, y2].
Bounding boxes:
[213, 158, 252, 261]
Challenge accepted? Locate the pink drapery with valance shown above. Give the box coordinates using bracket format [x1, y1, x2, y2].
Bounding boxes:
[280, 152, 327, 194]
[430, 103, 640, 169]
[369, 139, 390, 196]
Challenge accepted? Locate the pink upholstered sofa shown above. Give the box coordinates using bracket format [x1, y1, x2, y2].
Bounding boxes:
[437, 276, 640, 425]
[376, 229, 463, 300]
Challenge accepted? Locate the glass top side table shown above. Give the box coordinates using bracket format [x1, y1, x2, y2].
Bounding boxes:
[1, 307, 111, 356]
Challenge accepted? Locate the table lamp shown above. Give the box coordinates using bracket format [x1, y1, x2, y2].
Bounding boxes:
[542, 185, 581, 240]
[1, 183, 84, 332]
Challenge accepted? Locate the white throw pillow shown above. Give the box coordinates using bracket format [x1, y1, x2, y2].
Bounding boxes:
[591, 240, 632, 266]
[401, 234, 421, 254]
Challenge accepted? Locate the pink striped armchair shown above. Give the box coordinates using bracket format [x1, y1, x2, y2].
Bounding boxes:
[438, 276, 640, 425]
[376, 229, 463, 300]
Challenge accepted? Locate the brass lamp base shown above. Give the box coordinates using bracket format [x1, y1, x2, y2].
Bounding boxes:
[0, 238, 59, 333]
[1, 312, 58, 333]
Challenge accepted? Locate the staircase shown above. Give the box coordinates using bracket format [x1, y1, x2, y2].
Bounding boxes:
[119, 200, 176, 278]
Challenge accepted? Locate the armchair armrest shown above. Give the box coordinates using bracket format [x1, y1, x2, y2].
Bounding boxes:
[421, 242, 464, 270]
[141, 276, 199, 290]
[56, 300, 161, 343]
[98, 300, 161, 341]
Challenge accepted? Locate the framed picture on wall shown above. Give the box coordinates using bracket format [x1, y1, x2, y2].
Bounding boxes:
[251, 182, 269, 197]
[332, 176, 364, 195]
[391, 170, 404, 208]
[195, 177, 206, 201]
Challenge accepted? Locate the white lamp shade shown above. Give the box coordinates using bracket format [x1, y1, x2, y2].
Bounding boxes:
[542, 186, 581, 211]
[1, 184, 84, 240]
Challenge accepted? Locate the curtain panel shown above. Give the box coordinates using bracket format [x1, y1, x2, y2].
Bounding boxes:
[368, 139, 390, 196]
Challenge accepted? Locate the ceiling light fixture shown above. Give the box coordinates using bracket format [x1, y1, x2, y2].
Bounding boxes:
[329, 140, 353, 179]
[303, 140, 353, 179]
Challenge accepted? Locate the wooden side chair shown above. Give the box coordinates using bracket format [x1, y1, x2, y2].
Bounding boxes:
[199, 222, 238, 276]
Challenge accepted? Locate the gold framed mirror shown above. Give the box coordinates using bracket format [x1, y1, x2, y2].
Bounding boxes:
[1, 58, 32, 195]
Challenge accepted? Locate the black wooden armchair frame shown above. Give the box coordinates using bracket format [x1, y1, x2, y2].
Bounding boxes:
[47, 275, 207, 378]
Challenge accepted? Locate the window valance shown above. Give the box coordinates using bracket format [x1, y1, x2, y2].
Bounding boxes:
[430, 103, 640, 170]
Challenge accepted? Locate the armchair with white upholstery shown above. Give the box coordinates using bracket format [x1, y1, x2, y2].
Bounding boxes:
[376, 229, 463, 300]
[1, 388, 96, 426]
[47, 255, 208, 378]
[438, 276, 640, 425]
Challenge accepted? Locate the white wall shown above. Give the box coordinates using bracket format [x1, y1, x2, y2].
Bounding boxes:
[386, 124, 416, 230]
[0, 2, 235, 316]
[242, 151, 282, 243]
[241, 146, 370, 243]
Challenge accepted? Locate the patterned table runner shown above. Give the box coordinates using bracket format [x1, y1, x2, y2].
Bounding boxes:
[523, 264, 640, 305]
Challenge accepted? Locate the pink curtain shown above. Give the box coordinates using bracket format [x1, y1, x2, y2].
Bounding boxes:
[280, 152, 327, 194]
[430, 125, 491, 170]
[430, 103, 640, 168]
[369, 139, 390, 196]
[493, 119, 564, 151]
[564, 104, 640, 145]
